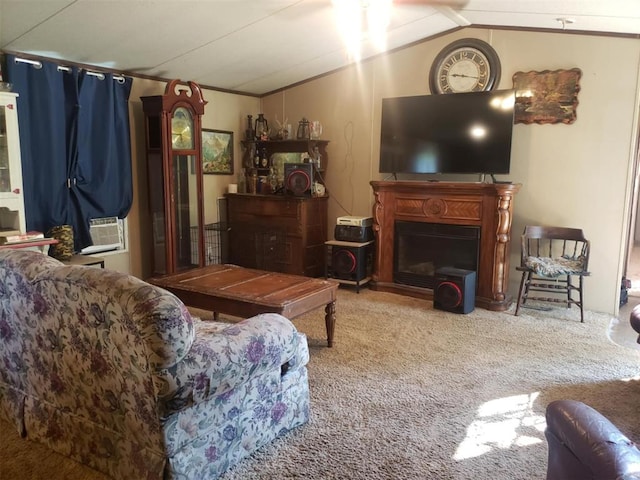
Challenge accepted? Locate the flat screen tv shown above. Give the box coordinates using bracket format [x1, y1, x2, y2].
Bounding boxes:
[379, 90, 515, 175]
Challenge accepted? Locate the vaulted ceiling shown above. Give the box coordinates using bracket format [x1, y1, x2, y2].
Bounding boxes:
[1, 0, 639, 96]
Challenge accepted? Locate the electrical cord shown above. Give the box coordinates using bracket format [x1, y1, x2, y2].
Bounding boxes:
[315, 121, 355, 217]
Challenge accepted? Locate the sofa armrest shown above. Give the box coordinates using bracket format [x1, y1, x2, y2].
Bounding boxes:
[545, 399, 640, 480]
[155, 313, 309, 417]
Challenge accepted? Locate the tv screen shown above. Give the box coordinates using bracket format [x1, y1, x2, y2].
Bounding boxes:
[379, 90, 515, 175]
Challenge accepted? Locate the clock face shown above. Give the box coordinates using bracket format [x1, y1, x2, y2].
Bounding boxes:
[429, 39, 501, 94]
[171, 107, 194, 149]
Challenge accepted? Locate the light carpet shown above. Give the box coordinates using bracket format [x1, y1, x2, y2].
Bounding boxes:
[1, 289, 639, 479]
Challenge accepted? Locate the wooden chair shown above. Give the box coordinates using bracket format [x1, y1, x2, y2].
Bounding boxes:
[514, 226, 590, 322]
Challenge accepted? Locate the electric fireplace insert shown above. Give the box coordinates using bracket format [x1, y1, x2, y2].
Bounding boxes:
[393, 221, 480, 289]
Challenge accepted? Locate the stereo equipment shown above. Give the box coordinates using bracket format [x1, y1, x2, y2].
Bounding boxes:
[284, 163, 313, 196]
[326, 242, 374, 283]
[433, 267, 476, 314]
[337, 216, 373, 227]
[334, 225, 374, 243]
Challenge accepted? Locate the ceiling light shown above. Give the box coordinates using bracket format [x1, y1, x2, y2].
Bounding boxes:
[333, 0, 392, 62]
[367, 0, 392, 52]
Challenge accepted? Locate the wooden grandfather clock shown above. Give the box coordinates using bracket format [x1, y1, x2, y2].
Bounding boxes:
[141, 80, 207, 276]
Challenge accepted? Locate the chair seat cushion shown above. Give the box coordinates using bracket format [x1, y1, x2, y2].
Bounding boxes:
[525, 255, 586, 277]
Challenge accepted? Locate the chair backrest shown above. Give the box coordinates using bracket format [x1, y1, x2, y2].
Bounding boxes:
[520, 225, 590, 271]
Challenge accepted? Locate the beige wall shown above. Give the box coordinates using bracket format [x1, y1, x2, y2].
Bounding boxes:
[261, 28, 640, 315]
[112, 27, 639, 315]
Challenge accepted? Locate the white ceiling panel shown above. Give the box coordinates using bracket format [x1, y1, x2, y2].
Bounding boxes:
[465, 11, 640, 35]
[1, 0, 638, 95]
[0, 1, 75, 44]
[463, 0, 640, 16]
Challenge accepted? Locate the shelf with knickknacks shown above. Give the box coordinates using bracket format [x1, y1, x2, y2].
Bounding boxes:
[240, 113, 329, 195]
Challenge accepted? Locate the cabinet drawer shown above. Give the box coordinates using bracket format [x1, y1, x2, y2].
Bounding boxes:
[228, 196, 300, 218]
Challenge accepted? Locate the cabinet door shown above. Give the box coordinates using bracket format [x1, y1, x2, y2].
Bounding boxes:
[228, 222, 262, 270]
[301, 197, 328, 277]
[171, 153, 201, 270]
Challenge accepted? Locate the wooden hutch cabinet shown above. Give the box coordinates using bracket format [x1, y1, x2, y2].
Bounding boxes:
[226, 193, 328, 277]
[141, 80, 207, 276]
[226, 137, 330, 277]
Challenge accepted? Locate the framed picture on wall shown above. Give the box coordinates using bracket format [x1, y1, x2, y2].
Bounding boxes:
[512, 68, 582, 125]
[202, 129, 234, 174]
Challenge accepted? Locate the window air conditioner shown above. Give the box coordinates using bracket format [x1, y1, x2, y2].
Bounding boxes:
[81, 216, 126, 254]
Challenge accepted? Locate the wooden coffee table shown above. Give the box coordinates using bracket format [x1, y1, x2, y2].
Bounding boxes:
[149, 264, 340, 347]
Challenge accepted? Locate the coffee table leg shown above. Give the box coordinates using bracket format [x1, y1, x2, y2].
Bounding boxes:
[325, 301, 336, 347]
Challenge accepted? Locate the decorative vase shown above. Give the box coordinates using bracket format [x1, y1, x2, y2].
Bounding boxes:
[310, 120, 323, 139]
[47, 224, 74, 260]
[245, 115, 254, 140]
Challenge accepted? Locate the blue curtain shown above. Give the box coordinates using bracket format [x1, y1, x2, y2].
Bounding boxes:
[5, 58, 77, 234]
[6, 55, 133, 250]
[72, 71, 133, 247]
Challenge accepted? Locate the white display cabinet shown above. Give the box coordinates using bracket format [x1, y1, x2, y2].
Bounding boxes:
[0, 92, 26, 235]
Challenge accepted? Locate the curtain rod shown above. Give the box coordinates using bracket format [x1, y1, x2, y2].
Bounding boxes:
[13, 57, 126, 83]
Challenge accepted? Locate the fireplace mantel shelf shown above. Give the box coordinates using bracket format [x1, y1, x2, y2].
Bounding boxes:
[370, 180, 522, 311]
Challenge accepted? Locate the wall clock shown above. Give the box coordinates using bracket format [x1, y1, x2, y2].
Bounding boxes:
[429, 38, 501, 94]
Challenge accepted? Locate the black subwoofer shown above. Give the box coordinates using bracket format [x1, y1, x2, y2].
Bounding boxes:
[326, 243, 373, 282]
[433, 267, 476, 314]
[284, 163, 313, 196]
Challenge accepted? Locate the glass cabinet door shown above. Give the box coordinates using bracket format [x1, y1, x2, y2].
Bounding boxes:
[0, 97, 22, 198]
[171, 153, 201, 271]
[0, 104, 11, 194]
[0, 93, 26, 234]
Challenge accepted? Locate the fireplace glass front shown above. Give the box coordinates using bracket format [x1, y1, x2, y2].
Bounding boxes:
[394, 221, 480, 289]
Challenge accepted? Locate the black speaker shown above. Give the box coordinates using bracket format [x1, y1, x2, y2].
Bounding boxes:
[326, 243, 373, 282]
[284, 163, 313, 196]
[433, 267, 476, 314]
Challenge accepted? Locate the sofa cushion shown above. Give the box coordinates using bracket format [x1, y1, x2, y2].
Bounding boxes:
[35, 266, 196, 370]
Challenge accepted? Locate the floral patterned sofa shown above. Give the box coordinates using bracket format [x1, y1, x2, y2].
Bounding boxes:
[0, 249, 310, 479]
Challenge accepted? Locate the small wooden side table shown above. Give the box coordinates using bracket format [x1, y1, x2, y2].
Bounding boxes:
[0, 238, 58, 254]
[60, 254, 105, 268]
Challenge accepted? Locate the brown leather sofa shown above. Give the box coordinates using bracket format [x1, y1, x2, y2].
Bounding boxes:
[545, 399, 640, 479]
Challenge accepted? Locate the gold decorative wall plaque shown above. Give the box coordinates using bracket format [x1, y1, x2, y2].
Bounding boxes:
[512, 68, 582, 125]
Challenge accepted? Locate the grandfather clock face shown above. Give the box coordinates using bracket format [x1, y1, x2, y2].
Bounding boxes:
[171, 107, 194, 150]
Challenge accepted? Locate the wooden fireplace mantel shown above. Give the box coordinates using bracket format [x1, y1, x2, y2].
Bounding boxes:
[370, 180, 521, 311]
